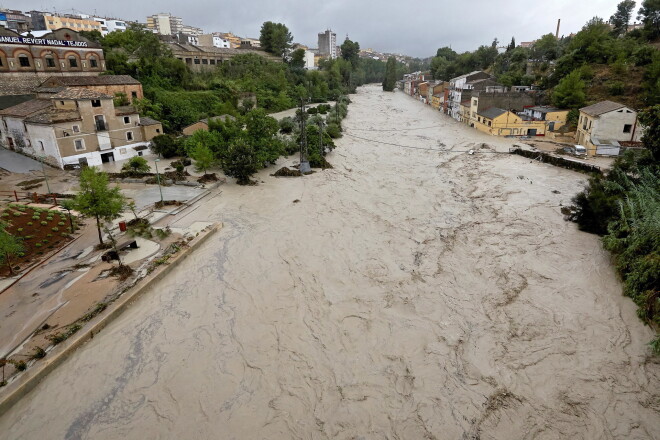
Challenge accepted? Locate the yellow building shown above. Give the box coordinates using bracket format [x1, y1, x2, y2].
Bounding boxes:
[43, 15, 103, 32]
[459, 100, 471, 125]
[430, 94, 443, 110]
[219, 32, 242, 48]
[474, 108, 547, 136]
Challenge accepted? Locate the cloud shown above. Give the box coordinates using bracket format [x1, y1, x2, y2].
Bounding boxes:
[20, 0, 623, 57]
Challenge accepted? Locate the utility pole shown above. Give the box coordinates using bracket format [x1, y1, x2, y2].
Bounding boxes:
[317, 119, 324, 155]
[154, 159, 164, 203]
[299, 98, 311, 173]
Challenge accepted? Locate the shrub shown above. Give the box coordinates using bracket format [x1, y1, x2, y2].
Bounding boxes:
[58, 222, 65, 226]
[27, 222, 33, 226]
[52, 227, 59, 232]
[32, 215, 40, 220]
[34, 243, 42, 248]
[279, 117, 295, 134]
[1, 212, 9, 217]
[608, 81, 625, 96]
[326, 123, 342, 139]
[17, 227, 23, 232]
[10, 360, 26, 371]
[13, 212, 21, 217]
[47, 233, 53, 237]
[31, 347, 46, 359]
[40, 221, 47, 226]
[121, 156, 151, 174]
[61, 232, 70, 237]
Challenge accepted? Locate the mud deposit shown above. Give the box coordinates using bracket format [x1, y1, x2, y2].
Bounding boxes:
[1, 85, 658, 439]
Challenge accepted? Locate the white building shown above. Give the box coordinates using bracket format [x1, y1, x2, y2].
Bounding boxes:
[146, 13, 182, 35]
[304, 50, 316, 70]
[93, 17, 128, 35]
[576, 100, 643, 156]
[318, 29, 337, 59]
[76, 14, 128, 35]
[448, 71, 491, 121]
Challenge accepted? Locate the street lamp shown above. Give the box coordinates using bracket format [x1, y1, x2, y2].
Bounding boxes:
[40, 156, 51, 194]
[154, 159, 164, 203]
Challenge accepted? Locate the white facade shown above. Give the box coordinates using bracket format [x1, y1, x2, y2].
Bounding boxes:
[318, 30, 337, 59]
[213, 35, 230, 48]
[23, 124, 63, 167]
[93, 17, 128, 36]
[304, 50, 316, 70]
[0, 116, 30, 151]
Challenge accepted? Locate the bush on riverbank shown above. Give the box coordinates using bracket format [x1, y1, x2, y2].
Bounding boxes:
[569, 141, 659, 353]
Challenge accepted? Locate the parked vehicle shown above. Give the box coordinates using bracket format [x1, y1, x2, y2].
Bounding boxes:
[563, 145, 587, 156]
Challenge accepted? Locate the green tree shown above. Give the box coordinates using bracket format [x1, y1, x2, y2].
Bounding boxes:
[73, 167, 126, 245]
[223, 138, 260, 185]
[638, 105, 660, 161]
[341, 39, 360, 67]
[383, 57, 397, 91]
[552, 70, 587, 108]
[532, 34, 560, 61]
[244, 109, 281, 166]
[0, 221, 24, 276]
[507, 37, 516, 52]
[189, 143, 217, 174]
[610, 0, 637, 36]
[435, 47, 458, 61]
[151, 134, 182, 158]
[259, 22, 293, 58]
[289, 48, 306, 70]
[638, 0, 660, 38]
[121, 156, 151, 174]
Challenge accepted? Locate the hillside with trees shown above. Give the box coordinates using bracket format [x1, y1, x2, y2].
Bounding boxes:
[88, 23, 392, 133]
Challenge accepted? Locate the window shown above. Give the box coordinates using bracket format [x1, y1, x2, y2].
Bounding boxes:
[202, 59, 208, 64]
[74, 139, 84, 151]
[45, 56, 56, 67]
[72, 125, 80, 133]
[0, 57, 3, 67]
[126, 131, 133, 141]
[90, 57, 98, 68]
[488, 121, 492, 127]
[60, 101, 65, 105]
[131, 91, 137, 99]
[194, 59, 200, 64]
[91, 99, 101, 108]
[19, 55, 30, 67]
[623, 124, 632, 133]
[94, 114, 106, 131]
[48, 20, 54, 25]
[210, 59, 216, 65]
[123, 116, 130, 124]
[68, 56, 78, 68]
[156, 128, 161, 133]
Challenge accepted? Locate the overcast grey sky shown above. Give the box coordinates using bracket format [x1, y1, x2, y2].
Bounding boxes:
[18, 0, 628, 57]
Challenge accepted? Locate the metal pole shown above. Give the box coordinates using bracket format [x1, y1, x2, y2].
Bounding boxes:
[154, 159, 164, 203]
[40, 156, 51, 194]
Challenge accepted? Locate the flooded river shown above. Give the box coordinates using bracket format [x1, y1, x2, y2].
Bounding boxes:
[1, 85, 658, 439]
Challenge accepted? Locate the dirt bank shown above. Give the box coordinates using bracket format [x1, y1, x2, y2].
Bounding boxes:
[0, 85, 658, 439]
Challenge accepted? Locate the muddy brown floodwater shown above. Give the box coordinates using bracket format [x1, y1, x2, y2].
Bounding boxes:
[1, 85, 658, 439]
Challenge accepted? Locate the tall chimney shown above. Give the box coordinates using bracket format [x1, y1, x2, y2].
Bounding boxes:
[556, 19, 561, 38]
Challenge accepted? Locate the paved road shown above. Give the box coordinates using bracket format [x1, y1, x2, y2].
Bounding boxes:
[0, 149, 42, 173]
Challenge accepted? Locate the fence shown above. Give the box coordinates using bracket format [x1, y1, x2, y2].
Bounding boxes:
[0, 191, 74, 205]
